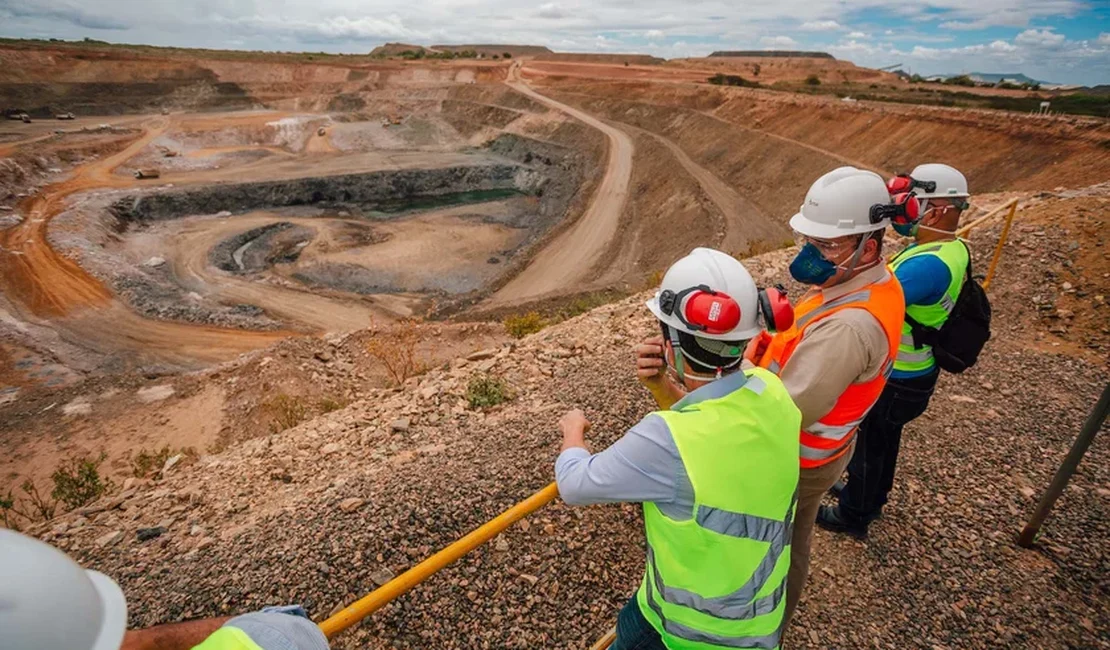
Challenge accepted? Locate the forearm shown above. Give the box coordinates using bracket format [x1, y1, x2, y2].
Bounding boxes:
[121, 617, 232, 650]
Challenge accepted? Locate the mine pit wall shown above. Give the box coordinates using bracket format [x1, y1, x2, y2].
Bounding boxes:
[84, 136, 593, 324]
[537, 79, 1110, 194]
[0, 44, 509, 116]
[110, 163, 538, 223]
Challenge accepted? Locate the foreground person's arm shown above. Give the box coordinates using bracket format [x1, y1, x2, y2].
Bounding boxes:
[555, 409, 683, 506]
[120, 617, 231, 650]
[121, 605, 329, 650]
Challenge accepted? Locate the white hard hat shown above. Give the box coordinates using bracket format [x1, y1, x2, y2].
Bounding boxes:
[646, 247, 762, 341]
[0, 529, 128, 650]
[909, 163, 970, 199]
[790, 166, 891, 239]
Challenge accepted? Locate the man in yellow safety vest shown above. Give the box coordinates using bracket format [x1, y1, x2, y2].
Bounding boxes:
[557, 248, 801, 650]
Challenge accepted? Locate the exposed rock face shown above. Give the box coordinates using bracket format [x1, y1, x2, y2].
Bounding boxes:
[111, 164, 537, 223]
[208, 222, 313, 274]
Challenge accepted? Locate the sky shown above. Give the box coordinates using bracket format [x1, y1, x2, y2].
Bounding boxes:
[2, 0, 1109, 85]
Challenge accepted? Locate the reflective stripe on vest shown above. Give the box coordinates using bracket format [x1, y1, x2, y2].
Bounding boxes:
[644, 578, 783, 650]
[637, 367, 800, 649]
[891, 240, 968, 372]
[757, 271, 905, 469]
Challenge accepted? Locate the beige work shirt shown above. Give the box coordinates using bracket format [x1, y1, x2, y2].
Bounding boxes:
[779, 263, 894, 428]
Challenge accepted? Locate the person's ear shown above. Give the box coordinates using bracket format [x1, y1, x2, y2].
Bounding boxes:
[865, 234, 880, 259]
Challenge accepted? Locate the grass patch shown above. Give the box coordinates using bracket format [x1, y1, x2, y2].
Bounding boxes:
[263, 394, 310, 433]
[504, 290, 624, 338]
[466, 374, 511, 409]
[130, 446, 199, 479]
[366, 318, 427, 386]
[707, 73, 761, 88]
[1, 479, 57, 530]
[318, 397, 349, 414]
[504, 311, 547, 338]
[52, 453, 113, 511]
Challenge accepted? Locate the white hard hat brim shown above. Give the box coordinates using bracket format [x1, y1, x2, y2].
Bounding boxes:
[789, 211, 886, 239]
[646, 296, 762, 341]
[86, 570, 127, 650]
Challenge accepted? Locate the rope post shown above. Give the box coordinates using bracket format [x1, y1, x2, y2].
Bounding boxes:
[982, 200, 1018, 291]
[1018, 383, 1110, 548]
[318, 482, 560, 639]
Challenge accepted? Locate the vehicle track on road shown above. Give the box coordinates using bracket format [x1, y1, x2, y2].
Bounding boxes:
[489, 63, 634, 304]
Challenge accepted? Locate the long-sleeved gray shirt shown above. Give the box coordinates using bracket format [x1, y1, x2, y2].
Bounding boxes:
[555, 371, 766, 518]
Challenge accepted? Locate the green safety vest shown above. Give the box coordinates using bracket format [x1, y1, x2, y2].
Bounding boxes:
[636, 367, 801, 650]
[890, 240, 969, 374]
[191, 627, 266, 650]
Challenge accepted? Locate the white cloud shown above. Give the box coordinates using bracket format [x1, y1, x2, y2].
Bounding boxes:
[1015, 28, 1066, 48]
[800, 20, 842, 32]
[535, 3, 569, 19]
[760, 35, 799, 48]
[0, 0, 1105, 84]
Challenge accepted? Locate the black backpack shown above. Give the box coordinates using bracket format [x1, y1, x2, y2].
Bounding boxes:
[903, 241, 992, 373]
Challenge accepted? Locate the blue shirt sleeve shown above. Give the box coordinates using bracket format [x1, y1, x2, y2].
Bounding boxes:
[554, 414, 693, 519]
[894, 254, 952, 307]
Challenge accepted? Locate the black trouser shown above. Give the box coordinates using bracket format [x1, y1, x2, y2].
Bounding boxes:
[838, 367, 940, 525]
[611, 595, 666, 650]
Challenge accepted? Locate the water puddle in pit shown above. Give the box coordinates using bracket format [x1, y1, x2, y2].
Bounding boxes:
[363, 188, 525, 218]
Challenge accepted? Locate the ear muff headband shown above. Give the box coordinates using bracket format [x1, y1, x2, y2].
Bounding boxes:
[757, 285, 794, 333]
[658, 285, 742, 335]
[886, 173, 937, 195]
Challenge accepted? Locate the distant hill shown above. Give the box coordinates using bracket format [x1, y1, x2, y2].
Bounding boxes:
[710, 50, 834, 59]
[432, 44, 553, 57]
[369, 42, 436, 57]
[967, 72, 1051, 85]
[536, 52, 664, 65]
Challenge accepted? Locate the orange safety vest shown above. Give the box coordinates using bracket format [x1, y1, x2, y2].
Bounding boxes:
[759, 270, 905, 469]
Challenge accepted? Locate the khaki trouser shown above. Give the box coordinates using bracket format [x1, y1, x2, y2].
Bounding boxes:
[783, 438, 856, 629]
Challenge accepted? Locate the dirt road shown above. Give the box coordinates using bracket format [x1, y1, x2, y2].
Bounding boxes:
[490, 63, 633, 304]
[628, 126, 790, 252]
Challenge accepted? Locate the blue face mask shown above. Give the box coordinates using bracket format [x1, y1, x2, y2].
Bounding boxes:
[789, 242, 838, 285]
[892, 220, 919, 237]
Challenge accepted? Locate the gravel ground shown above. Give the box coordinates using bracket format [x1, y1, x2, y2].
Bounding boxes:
[34, 190, 1109, 649]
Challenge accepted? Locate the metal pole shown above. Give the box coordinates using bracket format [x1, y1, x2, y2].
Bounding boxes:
[589, 628, 617, 650]
[318, 482, 560, 638]
[981, 200, 1018, 291]
[1018, 383, 1110, 548]
[955, 198, 1017, 238]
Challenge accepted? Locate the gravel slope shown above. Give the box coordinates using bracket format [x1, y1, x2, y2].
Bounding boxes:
[35, 190, 1109, 649]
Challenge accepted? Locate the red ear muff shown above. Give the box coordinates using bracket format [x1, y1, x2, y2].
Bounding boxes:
[758, 285, 794, 333]
[870, 193, 921, 226]
[664, 285, 741, 335]
[886, 174, 913, 195]
[681, 288, 742, 335]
